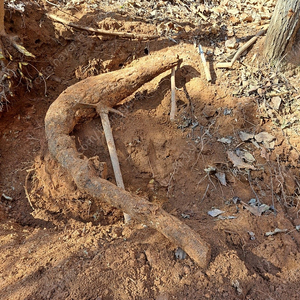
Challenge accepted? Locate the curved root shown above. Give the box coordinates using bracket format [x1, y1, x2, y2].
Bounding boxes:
[45, 48, 211, 268]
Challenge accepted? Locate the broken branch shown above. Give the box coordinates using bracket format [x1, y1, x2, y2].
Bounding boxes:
[99, 110, 131, 223]
[216, 29, 267, 69]
[199, 44, 211, 82]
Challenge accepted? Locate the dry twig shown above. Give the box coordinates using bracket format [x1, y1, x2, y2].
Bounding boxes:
[24, 168, 35, 211]
[216, 29, 267, 69]
[199, 44, 211, 82]
[100, 110, 131, 223]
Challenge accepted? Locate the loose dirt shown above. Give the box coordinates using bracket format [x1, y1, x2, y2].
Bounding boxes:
[1, 1, 300, 299]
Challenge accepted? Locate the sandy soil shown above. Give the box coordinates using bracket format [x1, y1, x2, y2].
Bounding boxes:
[1, 0, 300, 299]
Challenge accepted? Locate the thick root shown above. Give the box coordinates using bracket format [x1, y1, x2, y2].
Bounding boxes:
[45, 48, 211, 269]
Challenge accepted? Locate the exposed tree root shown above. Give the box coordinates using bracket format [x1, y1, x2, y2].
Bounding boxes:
[45, 49, 211, 269]
[47, 13, 160, 40]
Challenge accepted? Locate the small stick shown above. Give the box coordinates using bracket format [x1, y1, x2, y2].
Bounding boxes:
[47, 13, 160, 41]
[170, 67, 176, 121]
[200, 183, 210, 203]
[24, 169, 35, 211]
[216, 29, 267, 69]
[100, 110, 131, 223]
[199, 44, 211, 82]
[198, 12, 208, 21]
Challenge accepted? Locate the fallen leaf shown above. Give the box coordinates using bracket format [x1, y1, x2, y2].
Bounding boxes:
[216, 172, 227, 186]
[264, 140, 275, 149]
[211, 6, 225, 14]
[229, 16, 240, 25]
[260, 147, 270, 161]
[243, 151, 255, 163]
[227, 8, 240, 15]
[254, 132, 275, 143]
[218, 137, 232, 144]
[242, 201, 270, 216]
[271, 96, 281, 110]
[208, 208, 225, 217]
[239, 131, 254, 141]
[240, 13, 253, 22]
[227, 150, 256, 170]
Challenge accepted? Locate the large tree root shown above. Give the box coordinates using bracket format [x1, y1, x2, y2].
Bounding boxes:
[45, 49, 211, 269]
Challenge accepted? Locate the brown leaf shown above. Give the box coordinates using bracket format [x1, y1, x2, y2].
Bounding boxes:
[239, 131, 254, 141]
[227, 151, 256, 170]
[216, 172, 227, 186]
[260, 147, 270, 161]
[254, 132, 275, 143]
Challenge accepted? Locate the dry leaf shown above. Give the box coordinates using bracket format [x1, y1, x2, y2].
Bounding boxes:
[229, 16, 240, 25]
[227, 8, 240, 15]
[227, 150, 256, 170]
[208, 208, 225, 217]
[239, 131, 254, 141]
[243, 151, 255, 163]
[216, 172, 227, 186]
[260, 147, 270, 161]
[241, 201, 270, 216]
[240, 13, 253, 22]
[254, 132, 275, 143]
[271, 96, 281, 110]
[218, 137, 232, 144]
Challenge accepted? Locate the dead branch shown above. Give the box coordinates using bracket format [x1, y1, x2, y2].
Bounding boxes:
[47, 13, 160, 41]
[45, 49, 211, 269]
[24, 168, 35, 211]
[216, 29, 267, 69]
[199, 44, 211, 82]
[100, 110, 131, 223]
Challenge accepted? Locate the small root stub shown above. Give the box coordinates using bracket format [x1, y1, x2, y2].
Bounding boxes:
[45, 48, 211, 269]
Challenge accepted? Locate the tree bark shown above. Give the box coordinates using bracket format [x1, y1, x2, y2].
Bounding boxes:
[264, 0, 300, 66]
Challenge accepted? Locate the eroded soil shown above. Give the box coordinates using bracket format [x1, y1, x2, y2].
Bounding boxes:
[1, 0, 300, 299]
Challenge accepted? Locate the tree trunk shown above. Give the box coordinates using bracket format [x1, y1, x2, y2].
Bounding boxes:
[264, 0, 300, 66]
